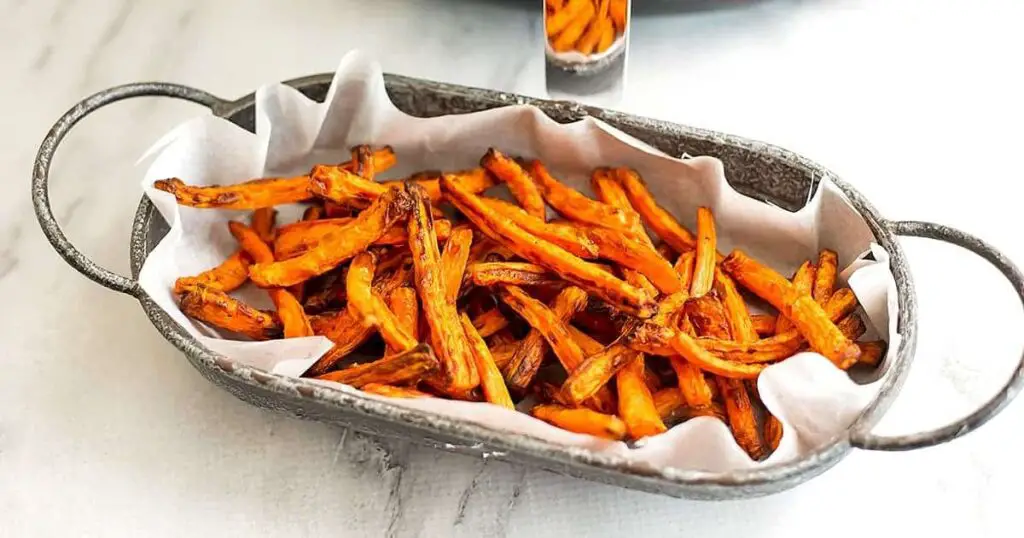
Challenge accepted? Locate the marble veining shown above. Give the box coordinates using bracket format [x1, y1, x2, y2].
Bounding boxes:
[4, 0, 1024, 536]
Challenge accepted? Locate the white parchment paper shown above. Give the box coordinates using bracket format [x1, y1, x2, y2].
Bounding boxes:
[138, 51, 900, 471]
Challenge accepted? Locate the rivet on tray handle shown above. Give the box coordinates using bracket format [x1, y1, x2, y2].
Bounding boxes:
[32, 82, 228, 297]
[849, 220, 1024, 451]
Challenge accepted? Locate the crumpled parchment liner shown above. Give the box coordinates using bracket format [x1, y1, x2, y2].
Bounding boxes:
[138, 51, 900, 472]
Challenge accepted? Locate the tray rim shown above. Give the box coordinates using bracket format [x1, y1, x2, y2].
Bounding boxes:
[125, 71, 918, 499]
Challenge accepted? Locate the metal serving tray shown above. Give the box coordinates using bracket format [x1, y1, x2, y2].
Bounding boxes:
[32, 72, 1024, 500]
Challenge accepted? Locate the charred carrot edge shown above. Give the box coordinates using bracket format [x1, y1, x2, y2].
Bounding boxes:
[689, 207, 717, 297]
[483, 198, 599, 258]
[500, 285, 587, 382]
[252, 207, 278, 243]
[173, 251, 252, 294]
[471, 308, 510, 338]
[721, 250, 861, 368]
[686, 295, 733, 340]
[529, 160, 639, 232]
[317, 344, 440, 388]
[626, 321, 767, 379]
[776, 260, 816, 333]
[813, 249, 839, 305]
[350, 145, 377, 180]
[856, 340, 887, 367]
[228, 221, 313, 338]
[460, 313, 515, 409]
[481, 148, 547, 220]
[616, 354, 667, 439]
[469, 262, 562, 288]
[441, 175, 656, 317]
[715, 268, 758, 344]
[530, 404, 627, 441]
[764, 415, 784, 451]
[716, 377, 766, 459]
[361, 383, 434, 399]
[440, 227, 474, 304]
[406, 183, 479, 395]
[178, 286, 282, 340]
[614, 167, 697, 253]
[751, 314, 777, 336]
[386, 287, 419, 356]
[250, 187, 413, 287]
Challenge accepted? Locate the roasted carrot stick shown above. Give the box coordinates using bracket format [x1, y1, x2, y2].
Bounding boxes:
[616, 354, 667, 439]
[441, 175, 656, 317]
[317, 344, 440, 388]
[856, 340, 887, 367]
[173, 251, 251, 294]
[440, 226, 474, 303]
[178, 286, 281, 340]
[471, 308, 510, 338]
[460, 313, 515, 409]
[776, 260, 816, 333]
[406, 183, 479, 395]
[228, 221, 313, 338]
[483, 198, 599, 258]
[499, 286, 587, 381]
[721, 250, 861, 368]
[614, 167, 696, 253]
[528, 160, 639, 232]
[813, 249, 839, 305]
[252, 207, 278, 243]
[386, 287, 419, 356]
[751, 314, 777, 336]
[689, 207, 717, 297]
[531, 404, 627, 441]
[481, 148, 546, 220]
[346, 252, 418, 352]
[469, 262, 562, 288]
[361, 384, 434, 399]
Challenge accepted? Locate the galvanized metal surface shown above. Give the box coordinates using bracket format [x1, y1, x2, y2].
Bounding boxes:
[32, 74, 1024, 499]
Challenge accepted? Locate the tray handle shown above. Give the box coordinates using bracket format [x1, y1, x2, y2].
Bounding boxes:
[849, 220, 1024, 451]
[32, 82, 228, 297]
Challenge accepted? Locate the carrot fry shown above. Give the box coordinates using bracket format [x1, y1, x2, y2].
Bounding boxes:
[361, 384, 434, 399]
[764, 414, 784, 451]
[481, 148, 547, 220]
[274, 217, 453, 260]
[250, 186, 413, 287]
[574, 0, 610, 54]
[614, 167, 696, 253]
[301, 268, 346, 313]
[173, 251, 251, 294]
[653, 388, 724, 424]
[483, 198, 599, 258]
[690, 207, 716, 297]
[529, 160, 639, 232]
[857, 340, 887, 367]
[671, 357, 714, 407]
[440, 227, 474, 303]
[751, 314, 777, 336]
[715, 268, 758, 344]
[722, 250, 861, 368]
[581, 225, 682, 294]
[837, 314, 867, 341]
[406, 183, 479, 395]
[386, 287, 419, 356]
[716, 377, 766, 459]
[776, 260, 816, 333]
[252, 207, 277, 243]
[469, 262, 562, 288]
[697, 288, 859, 363]
[460, 313, 515, 409]
[546, 0, 589, 37]
[686, 295, 732, 340]
[472, 308, 510, 338]
[179, 286, 281, 340]
[596, 16, 615, 53]
[490, 342, 517, 372]
[317, 344, 440, 388]
[560, 343, 636, 405]
[228, 221, 313, 338]
[590, 167, 661, 294]
[627, 321, 767, 379]
[350, 145, 377, 179]
[531, 404, 626, 441]
[154, 176, 311, 209]
[499, 285, 587, 379]
[551, 1, 594, 52]
[616, 354, 667, 439]
[346, 252, 418, 352]
[442, 175, 655, 317]
[566, 324, 606, 356]
[814, 249, 839, 304]
[305, 309, 375, 375]
[389, 168, 496, 204]
[610, 0, 627, 33]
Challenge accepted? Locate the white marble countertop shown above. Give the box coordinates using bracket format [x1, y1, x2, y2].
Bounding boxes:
[3, 0, 1023, 536]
